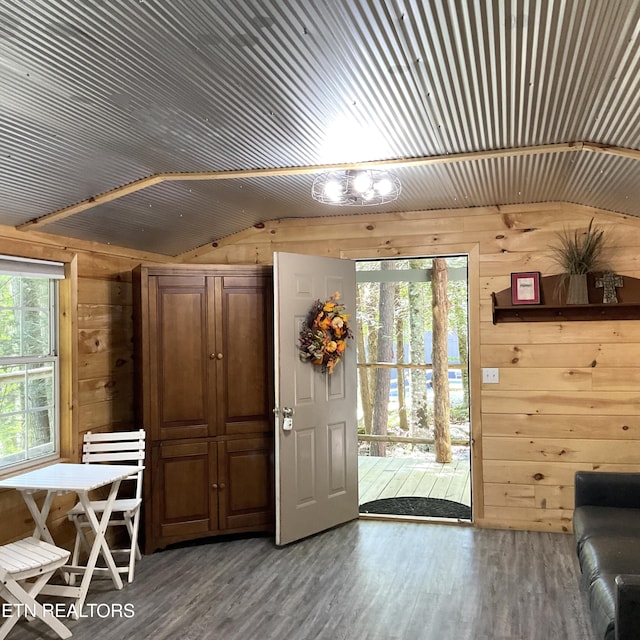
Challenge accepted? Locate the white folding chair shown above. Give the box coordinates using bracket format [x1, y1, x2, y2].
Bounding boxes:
[67, 429, 145, 583]
[0, 536, 71, 639]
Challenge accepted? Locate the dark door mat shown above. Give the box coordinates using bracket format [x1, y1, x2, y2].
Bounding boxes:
[359, 496, 471, 520]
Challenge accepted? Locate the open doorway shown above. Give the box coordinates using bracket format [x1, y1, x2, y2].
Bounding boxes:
[356, 256, 471, 521]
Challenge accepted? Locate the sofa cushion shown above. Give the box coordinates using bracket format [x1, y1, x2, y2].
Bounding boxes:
[573, 506, 640, 551]
[579, 536, 640, 587]
[616, 575, 640, 640]
[575, 472, 640, 510]
[588, 575, 616, 640]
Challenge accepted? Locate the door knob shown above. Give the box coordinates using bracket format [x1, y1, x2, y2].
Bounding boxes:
[282, 407, 294, 431]
[216, 353, 223, 360]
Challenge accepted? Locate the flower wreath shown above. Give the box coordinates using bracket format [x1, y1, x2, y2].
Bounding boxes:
[298, 292, 353, 374]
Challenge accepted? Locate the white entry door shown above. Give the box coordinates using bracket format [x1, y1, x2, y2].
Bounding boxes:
[273, 252, 358, 546]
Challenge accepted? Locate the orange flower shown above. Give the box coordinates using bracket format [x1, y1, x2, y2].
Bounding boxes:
[325, 340, 337, 353]
[336, 340, 346, 353]
[323, 301, 337, 312]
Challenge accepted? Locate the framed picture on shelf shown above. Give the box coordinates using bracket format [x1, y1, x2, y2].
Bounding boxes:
[511, 272, 542, 305]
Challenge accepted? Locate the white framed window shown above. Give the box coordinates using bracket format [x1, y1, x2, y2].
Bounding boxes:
[0, 256, 64, 470]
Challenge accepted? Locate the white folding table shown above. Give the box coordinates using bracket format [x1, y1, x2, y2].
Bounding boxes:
[0, 462, 141, 618]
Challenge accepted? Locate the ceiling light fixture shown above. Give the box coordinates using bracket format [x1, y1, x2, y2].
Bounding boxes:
[311, 169, 401, 206]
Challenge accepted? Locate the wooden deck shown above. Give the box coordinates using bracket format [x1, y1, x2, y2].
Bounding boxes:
[358, 455, 471, 506]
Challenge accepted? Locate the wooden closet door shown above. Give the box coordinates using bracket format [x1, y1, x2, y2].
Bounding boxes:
[150, 440, 218, 550]
[218, 436, 274, 531]
[215, 275, 273, 436]
[148, 275, 217, 440]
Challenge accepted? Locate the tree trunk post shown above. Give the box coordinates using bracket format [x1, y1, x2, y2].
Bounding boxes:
[432, 258, 452, 463]
[370, 261, 396, 457]
[396, 315, 409, 433]
[356, 288, 373, 436]
[408, 260, 428, 434]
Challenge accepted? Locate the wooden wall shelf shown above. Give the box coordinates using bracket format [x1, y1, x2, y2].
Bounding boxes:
[492, 273, 640, 323]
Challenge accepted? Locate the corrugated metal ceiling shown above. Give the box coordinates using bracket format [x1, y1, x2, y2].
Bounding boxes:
[1, 0, 640, 256]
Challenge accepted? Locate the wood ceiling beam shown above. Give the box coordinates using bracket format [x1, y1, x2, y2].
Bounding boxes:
[14, 141, 637, 231]
[581, 141, 640, 162]
[17, 175, 166, 230]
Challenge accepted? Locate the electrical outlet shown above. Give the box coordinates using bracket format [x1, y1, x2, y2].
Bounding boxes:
[482, 368, 500, 384]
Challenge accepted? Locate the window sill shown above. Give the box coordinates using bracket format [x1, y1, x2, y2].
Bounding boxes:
[0, 455, 68, 483]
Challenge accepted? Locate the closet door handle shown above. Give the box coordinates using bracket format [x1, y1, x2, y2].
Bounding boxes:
[208, 353, 224, 360]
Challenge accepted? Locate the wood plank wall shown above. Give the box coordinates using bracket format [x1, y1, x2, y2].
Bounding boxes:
[2, 201, 639, 541]
[0, 225, 174, 545]
[186, 201, 640, 533]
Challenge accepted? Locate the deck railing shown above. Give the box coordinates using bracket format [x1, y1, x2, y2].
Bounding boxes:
[358, 434, 470, 446]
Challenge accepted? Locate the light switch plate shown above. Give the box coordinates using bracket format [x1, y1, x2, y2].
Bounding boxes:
[482, 368, 500, 384]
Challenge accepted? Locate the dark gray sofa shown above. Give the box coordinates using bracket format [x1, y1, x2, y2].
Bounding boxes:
[573, 471, 640, 640]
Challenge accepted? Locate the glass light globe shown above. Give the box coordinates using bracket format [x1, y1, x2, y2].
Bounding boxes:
[375, 178, 393, 196]
[323, 179, 343, 201]
[352, 171, 372, 193]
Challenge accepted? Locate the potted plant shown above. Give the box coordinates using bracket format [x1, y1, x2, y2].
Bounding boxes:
[550, 218, 607, 304]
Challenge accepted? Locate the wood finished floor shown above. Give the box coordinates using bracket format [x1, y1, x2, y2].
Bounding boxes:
[6, 521, 595, 640]
[358, 455, 471, 506]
